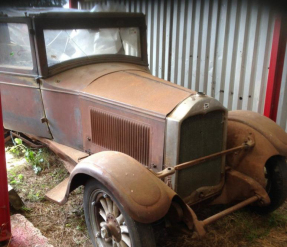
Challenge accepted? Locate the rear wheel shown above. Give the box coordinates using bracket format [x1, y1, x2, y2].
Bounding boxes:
[84, 179, 156, 247]
[254, 156, 287, 214]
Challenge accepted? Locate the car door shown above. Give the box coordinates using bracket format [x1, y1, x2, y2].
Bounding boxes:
[0, 16, 51, 138]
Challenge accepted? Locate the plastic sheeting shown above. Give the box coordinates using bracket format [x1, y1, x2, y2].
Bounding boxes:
[0, 23, 33, 69]
[44, 27, 141, 66]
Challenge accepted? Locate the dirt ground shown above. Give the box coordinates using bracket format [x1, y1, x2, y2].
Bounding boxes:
[6, 147, 287, 247]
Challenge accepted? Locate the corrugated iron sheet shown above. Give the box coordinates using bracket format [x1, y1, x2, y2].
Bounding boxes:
[277, 43, 287, 132]
[80, 1, 285, 124]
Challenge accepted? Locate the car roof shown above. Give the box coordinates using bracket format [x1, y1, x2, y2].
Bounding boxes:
[29, 12, 145, 20]
[0, 7, 85, 17]
[0, 8, 144, 19]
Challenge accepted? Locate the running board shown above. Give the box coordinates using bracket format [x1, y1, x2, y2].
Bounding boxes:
[45, 177, 70, 205]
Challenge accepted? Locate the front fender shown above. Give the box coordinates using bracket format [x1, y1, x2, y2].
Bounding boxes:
[227, 110, 287, 187]
[66, 151, 177, 224]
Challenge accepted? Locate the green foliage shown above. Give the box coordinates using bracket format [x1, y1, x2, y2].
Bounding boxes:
[21, 206, 32, 212]
[9, 173, 24, 185]
[15, 138, 23, 145]
[76, 225, 83, 231]
[18, 174, 24, 181]
[7, 138, 50, 175]
[7, 138, 26, 157]
[268, 211, 287, 228]
[9, 179, 20, 185]
[8, 166, 24, 185]
[25, 148, 51, 175]
[27, 190, 44, 202]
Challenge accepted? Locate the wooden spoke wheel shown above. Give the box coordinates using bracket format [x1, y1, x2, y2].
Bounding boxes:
[84, 179, 156, 247]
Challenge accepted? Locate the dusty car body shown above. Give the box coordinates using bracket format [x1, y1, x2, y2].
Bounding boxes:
[1, 10, 287, 247]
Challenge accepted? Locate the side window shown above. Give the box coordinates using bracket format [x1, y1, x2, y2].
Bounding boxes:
[0, 23, 33, 69]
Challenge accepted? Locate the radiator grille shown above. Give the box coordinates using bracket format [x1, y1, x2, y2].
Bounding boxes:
[176, 111, 225, 198]
[90, 109, 150, 166]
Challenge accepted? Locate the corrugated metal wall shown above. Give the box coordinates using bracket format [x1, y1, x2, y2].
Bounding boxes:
[80, 0, 287, 129]
[277, 43, 287, 132]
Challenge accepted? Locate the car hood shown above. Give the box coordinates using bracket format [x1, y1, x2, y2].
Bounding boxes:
[41, 63, 195, 118]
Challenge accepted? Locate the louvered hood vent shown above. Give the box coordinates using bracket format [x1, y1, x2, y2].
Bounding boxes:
[90, 109, 150, 166]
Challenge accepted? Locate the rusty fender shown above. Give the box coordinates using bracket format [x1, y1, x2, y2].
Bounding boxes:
[61, 151, 193, 225]
[227, 110, 287, 187]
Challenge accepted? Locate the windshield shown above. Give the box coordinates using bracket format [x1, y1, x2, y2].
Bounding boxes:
[44, 27, 141, 66]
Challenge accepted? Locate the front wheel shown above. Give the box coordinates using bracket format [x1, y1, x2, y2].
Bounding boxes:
[83, 179, 156, 247]
[254, 156, 287, 214]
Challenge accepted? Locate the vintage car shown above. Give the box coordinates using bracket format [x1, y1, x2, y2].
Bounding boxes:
[0, 10, 287, 247]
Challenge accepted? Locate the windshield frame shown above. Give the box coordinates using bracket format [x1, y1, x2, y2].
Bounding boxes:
[31, 12, 148, 78]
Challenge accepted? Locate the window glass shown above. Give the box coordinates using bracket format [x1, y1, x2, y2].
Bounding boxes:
[44, 27, 141, 66]
[0, 23, 33, 69]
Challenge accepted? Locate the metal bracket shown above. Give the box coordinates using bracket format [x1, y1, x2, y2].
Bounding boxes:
[151, 167, 175, 179]
[41, 117, 48, 124]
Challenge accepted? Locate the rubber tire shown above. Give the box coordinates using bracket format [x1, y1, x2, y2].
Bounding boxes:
[83, 179, 156, 247]
[254, 156, 287, 214]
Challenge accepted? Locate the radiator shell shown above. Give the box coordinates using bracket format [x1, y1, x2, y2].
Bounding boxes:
[165, 94, 227, 203]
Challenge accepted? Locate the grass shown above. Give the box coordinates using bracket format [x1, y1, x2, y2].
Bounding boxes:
[6, 142, 287, 247]
[6, 142, 92, 247]
[156, 202, 287, 247]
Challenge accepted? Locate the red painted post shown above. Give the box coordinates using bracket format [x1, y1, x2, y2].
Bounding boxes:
[69, 0, 78, 9]
[264, 14, 287, 121]
[0, 93, 11, 242]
